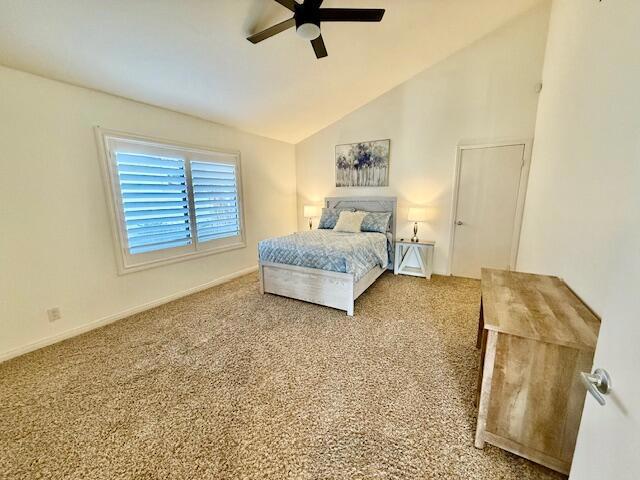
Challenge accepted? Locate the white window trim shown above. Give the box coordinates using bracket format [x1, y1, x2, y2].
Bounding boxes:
[95, 127, 246, 275]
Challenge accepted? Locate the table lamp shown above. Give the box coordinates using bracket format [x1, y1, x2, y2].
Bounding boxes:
[303, 205, 320, 230]
[407, 207, 428, 242]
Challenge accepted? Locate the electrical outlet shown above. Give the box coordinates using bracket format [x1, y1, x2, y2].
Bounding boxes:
[47, 307, 61, 322]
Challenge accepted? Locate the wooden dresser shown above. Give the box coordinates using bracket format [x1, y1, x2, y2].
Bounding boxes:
[475, 269, 600, 474]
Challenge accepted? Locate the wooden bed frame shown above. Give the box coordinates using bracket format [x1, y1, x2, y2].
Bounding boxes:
[259, 196, 397, 316]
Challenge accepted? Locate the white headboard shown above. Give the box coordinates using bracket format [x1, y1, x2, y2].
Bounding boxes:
[325, 196, 397, 269]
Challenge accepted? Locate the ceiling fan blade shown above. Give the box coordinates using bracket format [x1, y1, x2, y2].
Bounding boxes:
[311, 35, 328, 59]
[247, 17, 296, 44]
[318, 8, 385, 22]
[273, 0, 297, 12]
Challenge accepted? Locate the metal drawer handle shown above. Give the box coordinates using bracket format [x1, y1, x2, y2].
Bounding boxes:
[580, 368, 612, 406]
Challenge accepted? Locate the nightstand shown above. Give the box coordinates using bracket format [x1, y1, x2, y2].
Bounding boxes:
[394, 239, 435, 279]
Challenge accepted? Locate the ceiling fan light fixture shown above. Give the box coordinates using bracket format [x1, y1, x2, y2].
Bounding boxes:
[296, 22, 321, 40]
[247, 1, 385, 59]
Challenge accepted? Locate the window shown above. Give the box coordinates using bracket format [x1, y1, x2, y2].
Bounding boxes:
[97, 129, 245, 273]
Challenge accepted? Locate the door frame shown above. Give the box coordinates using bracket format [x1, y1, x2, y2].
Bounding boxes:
[447, 139, 533, 276]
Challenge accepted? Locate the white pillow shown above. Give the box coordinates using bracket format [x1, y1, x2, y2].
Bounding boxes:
[333, 211, 367, 233]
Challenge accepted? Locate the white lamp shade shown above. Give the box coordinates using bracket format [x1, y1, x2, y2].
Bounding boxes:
[408, 207, 428, 222]
[304, 205, 320, 218]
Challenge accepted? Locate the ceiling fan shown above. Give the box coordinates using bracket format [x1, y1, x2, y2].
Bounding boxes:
[247, 0, 385, 59]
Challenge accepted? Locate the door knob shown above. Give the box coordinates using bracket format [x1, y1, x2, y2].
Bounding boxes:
[580, 368, 612, 406]
[456, 220, 464, 226]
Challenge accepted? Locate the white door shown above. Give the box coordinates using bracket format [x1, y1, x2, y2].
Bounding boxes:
[569, 230, 640, 479]
[450, 144, 525, 279]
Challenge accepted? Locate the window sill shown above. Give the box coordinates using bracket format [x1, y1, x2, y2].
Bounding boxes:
[117, 241, 247, 275]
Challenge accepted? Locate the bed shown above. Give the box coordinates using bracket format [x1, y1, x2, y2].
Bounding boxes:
[258, 196, 397, 316]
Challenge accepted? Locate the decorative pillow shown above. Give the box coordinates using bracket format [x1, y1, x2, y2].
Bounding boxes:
[359, 211, 392, 234]
[318, 208, 354, 229]
[334, 211, 367, 233]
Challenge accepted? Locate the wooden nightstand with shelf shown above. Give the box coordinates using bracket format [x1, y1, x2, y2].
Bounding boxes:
[393, 239, 435, 279]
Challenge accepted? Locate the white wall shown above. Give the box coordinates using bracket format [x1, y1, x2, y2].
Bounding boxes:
[0, 65, 296, 360]
[295, 3, 550, 274]
[516, 1, 640, 478]
[517, 0, 639, 315]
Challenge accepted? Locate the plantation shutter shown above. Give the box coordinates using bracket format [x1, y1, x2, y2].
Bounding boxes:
[115, 153, 192, 254]
[191, 161, 241, 242]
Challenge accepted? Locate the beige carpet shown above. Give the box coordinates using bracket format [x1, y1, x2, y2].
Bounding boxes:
[0, 272, 564, 479]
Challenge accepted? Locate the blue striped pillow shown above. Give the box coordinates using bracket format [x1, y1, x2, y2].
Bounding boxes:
[359, 211, 392, 234]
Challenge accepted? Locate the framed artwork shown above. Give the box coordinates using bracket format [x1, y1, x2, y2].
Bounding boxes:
[335, 139, 390, 187]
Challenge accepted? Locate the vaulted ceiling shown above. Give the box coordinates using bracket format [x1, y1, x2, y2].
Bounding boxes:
[0, 0, 544, 143]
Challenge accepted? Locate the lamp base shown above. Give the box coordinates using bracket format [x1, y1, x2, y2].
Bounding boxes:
[411, 222, 419, 242]
[411, 236, 419, 243]
[308, 218, 313, 230]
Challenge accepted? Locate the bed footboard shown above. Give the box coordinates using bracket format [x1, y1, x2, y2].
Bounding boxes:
[259, 261, 386, 316]
[260, 262, 355, 315]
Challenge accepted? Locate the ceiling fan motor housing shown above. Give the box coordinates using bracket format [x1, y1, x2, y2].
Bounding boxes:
[295, 2, 321, 40]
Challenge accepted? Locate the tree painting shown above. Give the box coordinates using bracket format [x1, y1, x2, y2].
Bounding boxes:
[335, 140, 390, 187]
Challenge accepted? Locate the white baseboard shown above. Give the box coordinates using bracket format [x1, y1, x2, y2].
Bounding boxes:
[0, 265, 258, 364]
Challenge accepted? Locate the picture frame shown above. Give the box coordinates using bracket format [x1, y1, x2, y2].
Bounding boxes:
[335, 139, 390, 187]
